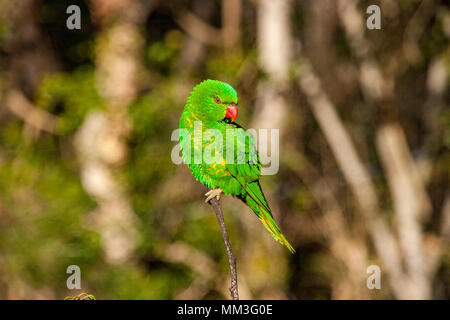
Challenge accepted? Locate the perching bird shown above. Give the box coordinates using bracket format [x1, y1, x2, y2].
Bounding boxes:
[179, 79, 294, 253]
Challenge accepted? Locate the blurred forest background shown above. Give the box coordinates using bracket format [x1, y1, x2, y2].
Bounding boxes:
[0, 0, 449, 300]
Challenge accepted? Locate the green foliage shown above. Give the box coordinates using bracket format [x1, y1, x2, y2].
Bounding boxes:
[0, 133, 101, 293]
[91, 264, 192, 300]
[65, 293, 97, 300]
[147, 30, 183, 72]
[36, 66, 106, 135]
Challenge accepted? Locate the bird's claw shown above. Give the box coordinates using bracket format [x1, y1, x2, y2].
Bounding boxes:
[205, 188, 222, 203]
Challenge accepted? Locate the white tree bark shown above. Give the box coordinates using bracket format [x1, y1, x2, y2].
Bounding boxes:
[376, 124, 432, 299]
[75, 0, 149, 264]
[253, 0, 291, 131]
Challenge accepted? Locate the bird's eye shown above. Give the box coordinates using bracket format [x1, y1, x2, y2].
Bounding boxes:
[214, 97, 221, 104]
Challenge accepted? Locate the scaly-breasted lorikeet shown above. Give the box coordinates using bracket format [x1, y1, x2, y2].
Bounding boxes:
[179, 79, 294, 253]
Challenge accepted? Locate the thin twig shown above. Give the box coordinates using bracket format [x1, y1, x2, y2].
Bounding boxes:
[6, 90, 58, 134]
[297, 59, 409, 298]
[208, 197, 239, 300]
[173, 7, 223, 46]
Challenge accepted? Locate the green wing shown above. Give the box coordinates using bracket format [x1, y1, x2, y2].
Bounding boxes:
[225, 125, 294, 253]
[224, 125, 266, 206]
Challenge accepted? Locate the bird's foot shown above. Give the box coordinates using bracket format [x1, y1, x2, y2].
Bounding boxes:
[205, 188, 222, 203]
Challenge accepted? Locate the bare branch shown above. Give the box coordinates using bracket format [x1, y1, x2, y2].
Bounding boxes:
[441, 194, 450, 238]
[208, 197, 239, 300]
[297, 60, 411, 299]
[403, 0, 438, 64]
[376, 124, 432, 299]
[174, 8, 223, 47]
[284, 150, 370, 299]
[222, 0, 242, 49]
[5, 90, 57, 134]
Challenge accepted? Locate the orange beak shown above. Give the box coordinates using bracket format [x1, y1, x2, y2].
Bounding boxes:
[225, 104, 238, 122]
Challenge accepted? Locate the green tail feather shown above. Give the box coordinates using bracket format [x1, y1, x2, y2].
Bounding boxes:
[244, 182, 295, 253]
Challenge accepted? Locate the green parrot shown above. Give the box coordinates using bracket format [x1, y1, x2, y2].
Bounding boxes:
[179, 79, 294, 253]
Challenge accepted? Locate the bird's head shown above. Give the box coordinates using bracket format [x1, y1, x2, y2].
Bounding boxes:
[188, 79, 238, 123]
